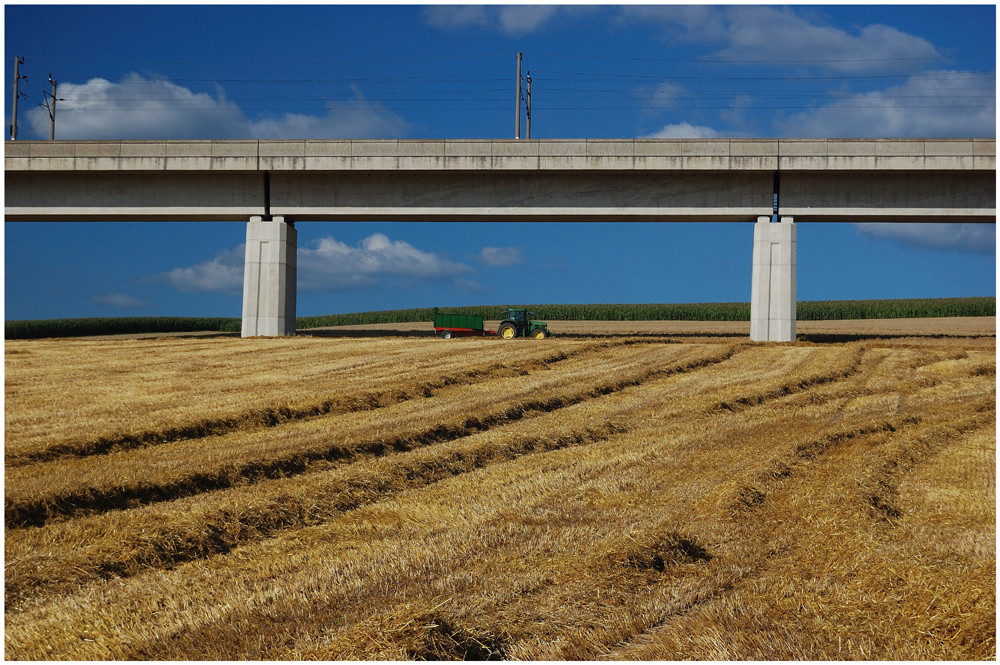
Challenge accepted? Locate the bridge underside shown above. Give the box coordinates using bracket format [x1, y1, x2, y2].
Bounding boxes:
[5, 169, 995, 223]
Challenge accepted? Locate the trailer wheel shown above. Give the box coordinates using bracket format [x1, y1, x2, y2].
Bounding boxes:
[498, 323, 517, 339]
[441, 330, 453, 339]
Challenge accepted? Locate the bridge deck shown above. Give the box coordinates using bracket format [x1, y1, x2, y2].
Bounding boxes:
[5, 139, 995, 223]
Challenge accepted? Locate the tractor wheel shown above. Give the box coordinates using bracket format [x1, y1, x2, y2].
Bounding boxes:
[498, 323, 517, 339]
[441, 330, 453, 339]
[532, 328, 548, 339]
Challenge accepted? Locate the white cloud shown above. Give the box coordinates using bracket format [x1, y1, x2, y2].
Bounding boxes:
[158, 245, 245, 294]
[713, 8, 939, 72]
[497, 6, 558, 36]
[93, 292, 147, 308]
[642, 122, 722, 139]
[775, 70, 995, 138]
[855, 223, 995, 255]
[620, 8, 991, 139]
[624, 6, 940, 73]
[638, 81, 687, 112]
[157, 233, 473, 295]
[455, 278, 487, 294]
[298, 233, 473, 291]
[26, 74, 408, 140]
[247, 86, 409, 139]
[422, 5, 490, 31]
[27, 74, 245, 139]
[478, 246, 524, 267]
[423, 5, 558, 36]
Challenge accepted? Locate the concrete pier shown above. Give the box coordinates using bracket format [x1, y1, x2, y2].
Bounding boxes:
[241, 216, 297, 337]
[750, 216, 797, 342]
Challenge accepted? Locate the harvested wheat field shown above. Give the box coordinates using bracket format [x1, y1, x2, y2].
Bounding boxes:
[4, 324, 995, 660]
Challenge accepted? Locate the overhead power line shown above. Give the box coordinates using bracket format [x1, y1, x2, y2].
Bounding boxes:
[534, 69, 997, 82]
[17, 53, 510, 66]
[56, 100, 997, 113]
[14, 51, 995, 126]
[532, 51, 995, 65]
[62, 89, 995, 104]
[21, 51, 994, 66]
[167, 75, 510, 84]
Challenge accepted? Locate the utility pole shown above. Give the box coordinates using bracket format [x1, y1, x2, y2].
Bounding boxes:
[526, 71, 532, 139]
[10, 56, 26, 140]
[514, 52, 522, 139]
[41, 75, 61, 140]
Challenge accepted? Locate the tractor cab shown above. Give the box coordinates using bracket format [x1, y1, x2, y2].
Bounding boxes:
[498, 307, 549, 339]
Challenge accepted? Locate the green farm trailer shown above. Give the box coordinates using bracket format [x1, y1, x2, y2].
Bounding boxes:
[432, 308, 493, 339]
[433, 307, 550, 339]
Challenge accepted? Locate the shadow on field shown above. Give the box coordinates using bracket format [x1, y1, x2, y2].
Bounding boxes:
[135, 332, 240, 340]
[797, 332, 995, 344]
[298, 329, 436, 338]
[299, 329, 750, 340]
[555, 331, 747, 339]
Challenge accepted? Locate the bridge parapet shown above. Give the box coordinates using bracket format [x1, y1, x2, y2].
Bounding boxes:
[7, 138, 993, 173]
[256, 139, 785, 171]
[777, 138, 995, 171]
[5, 140, 260, 171]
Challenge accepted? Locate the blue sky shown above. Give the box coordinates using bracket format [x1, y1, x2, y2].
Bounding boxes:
[4, 4, 996, 320]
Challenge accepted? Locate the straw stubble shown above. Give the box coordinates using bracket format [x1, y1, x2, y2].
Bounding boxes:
[4, 331, 994, 660]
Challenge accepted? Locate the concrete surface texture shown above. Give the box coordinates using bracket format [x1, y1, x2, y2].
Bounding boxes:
[267, 170, 774, 222]
[5, 138, 996, 172]
[750, 216, 797, 343]
[5, 139, 994, 223]
[241, 216, 296, 337]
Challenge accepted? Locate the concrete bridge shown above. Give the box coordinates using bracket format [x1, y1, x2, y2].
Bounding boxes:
[5, 138, 995, 340]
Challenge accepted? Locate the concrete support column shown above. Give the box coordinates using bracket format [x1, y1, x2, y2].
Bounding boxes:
[241, 216, 297, 337]
[750, 216, 796, 342]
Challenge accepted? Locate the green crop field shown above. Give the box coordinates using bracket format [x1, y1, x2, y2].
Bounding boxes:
[4, 297, 995, 339]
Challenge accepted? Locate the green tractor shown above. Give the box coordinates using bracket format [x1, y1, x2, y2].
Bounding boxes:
[497, 308, 550, 339]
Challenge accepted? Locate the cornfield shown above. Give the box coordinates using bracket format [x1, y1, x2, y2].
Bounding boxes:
[298, 297, 996, 327]
[4, 328, 995, 660]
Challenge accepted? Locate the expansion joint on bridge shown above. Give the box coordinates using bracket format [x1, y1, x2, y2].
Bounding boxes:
[263, 170, 271, 219]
